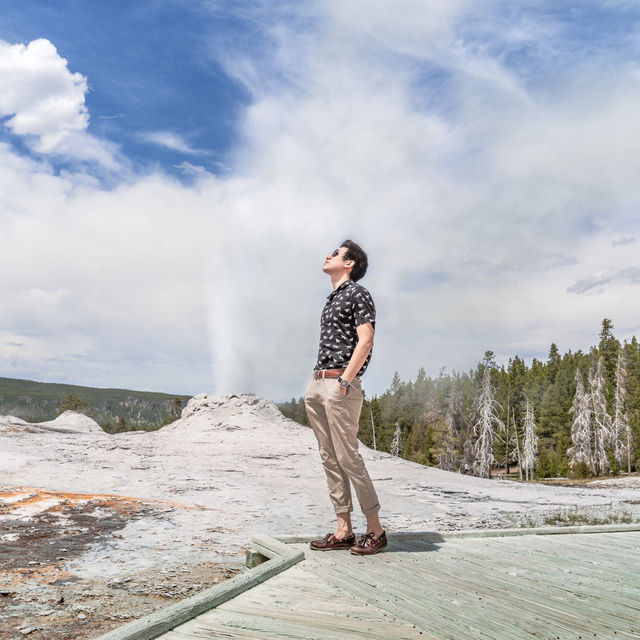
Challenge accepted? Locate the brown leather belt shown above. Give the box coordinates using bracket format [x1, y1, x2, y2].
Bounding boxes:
[313, 368, 346, 379]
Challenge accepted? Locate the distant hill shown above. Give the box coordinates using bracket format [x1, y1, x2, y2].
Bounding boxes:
[0, 377, 192, 431]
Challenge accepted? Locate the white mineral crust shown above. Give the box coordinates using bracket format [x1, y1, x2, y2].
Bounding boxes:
[1, 393, 638, 580]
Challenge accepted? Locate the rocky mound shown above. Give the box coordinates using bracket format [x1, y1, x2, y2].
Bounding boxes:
[161, 393, 291, 434]
[0, 411, 104, 434]
[37, 411, 104, 434]
[0, 416, 32, 434]
[0, 415, 28, 426]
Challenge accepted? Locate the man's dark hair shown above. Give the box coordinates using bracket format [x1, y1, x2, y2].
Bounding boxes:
[341, 239, 368, 282]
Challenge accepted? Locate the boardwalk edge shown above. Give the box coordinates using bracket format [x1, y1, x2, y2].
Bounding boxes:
[275, 522, 640, 544]
[95, 536, 304, 640]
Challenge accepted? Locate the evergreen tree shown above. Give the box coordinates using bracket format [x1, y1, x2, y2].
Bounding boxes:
[599, 318, 619, 388]
[547, 343, 561, 384]
[58, 393, 89, 415]
[437, 386, 461, 471]
[171, 397, 183, 419]
[390, 372, 403, 394]
[160, 397, 185, 427]
[279, 319, 640, 480]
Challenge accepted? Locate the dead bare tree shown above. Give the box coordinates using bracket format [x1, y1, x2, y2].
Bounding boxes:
[612, 350, 631, 474]
[589, 358, 611, 476]
[522, 396, 538, 481]
[472, 365, 503, 479]
[369, 405, 377, 451]
[512, 407, 523, 480]
[567, 369, 593, 474]
[390, 421, 402, 457]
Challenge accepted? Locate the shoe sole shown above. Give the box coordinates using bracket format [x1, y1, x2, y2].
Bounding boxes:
[309, 544, 354, 551]
[350, 542, 388, 555]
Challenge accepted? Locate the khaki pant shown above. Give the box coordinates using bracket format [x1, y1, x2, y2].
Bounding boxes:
[304, 376, 380, 515]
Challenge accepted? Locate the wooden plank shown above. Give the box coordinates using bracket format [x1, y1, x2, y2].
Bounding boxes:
[162, 623, 286, 639]
[275, 523, 640, 545]
[162, 563, 428, 640]
[97, 537, 304, 640]
[424, 534, 640, 630]
[539, 530, 640, 550]
[245, 548, 269, 568]
[215, 563, 428, 639]
[423, 529, 640, 555]
[108, 528, 640, 640]
[425, 533, 640, 583]
[493, 535, 640, 578]
[438, 547, 640, 619]
[306, 565, 494, 640]
[450, 538, 640, 609]
[520, 531, 640, 562]
[251, 535, 299, 559]
[307, 555, 547, 640]
[399, 534, 640, 611]
[379, 544, 639, 635]
[197, 608, 421, 640]
[165, 562, 427, 640]
[440, 523, 640, 538]
[307, 544, 639, 640]
[375, 559, 635, 639]
[338, 561, 586, 638]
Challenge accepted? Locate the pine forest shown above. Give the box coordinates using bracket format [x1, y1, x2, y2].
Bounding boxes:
[279, 319, 640, 479]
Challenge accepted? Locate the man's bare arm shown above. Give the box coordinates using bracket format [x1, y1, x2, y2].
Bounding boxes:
[340, 322, 374, 392]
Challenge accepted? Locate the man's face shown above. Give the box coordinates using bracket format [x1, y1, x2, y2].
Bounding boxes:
[323, 246, 351, 274]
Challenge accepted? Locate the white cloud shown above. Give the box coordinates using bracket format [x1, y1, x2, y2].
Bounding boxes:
[0, 38, 120, 169]
[3, 5, 640, 400]
[174, 161, 211, 176]
[202, 2, 640, 397]
[140, 131, 201, 154]
[0, 145, 213, 393]
[0, 39, 88, 150]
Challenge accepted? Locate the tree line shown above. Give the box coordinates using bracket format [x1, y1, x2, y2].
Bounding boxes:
[278, 319, 640, 479]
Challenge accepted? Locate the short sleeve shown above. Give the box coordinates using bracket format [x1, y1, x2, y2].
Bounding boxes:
[352, 287, 376, 328]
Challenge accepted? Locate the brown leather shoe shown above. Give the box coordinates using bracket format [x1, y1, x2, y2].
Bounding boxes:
[309, 532, 356, 551]
[350, 531, 387, 555]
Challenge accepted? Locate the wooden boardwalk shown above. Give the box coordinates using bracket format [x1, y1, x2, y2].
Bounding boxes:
[99, 525, 640, 640]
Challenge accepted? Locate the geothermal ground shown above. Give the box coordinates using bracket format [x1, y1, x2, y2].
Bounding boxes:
[1, 394, 639, 639]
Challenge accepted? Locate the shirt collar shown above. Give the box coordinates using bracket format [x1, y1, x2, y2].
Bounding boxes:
[327, 279, 353, 301]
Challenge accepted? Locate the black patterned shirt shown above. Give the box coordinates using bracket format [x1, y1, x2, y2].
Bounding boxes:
[314, 279, 376, 376]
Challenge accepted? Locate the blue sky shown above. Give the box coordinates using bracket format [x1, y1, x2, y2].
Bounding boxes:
[1, 1, 640, 400]
[0, 1, 250, 178]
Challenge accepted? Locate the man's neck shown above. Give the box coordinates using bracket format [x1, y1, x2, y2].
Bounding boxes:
[331, 273, 351, 290]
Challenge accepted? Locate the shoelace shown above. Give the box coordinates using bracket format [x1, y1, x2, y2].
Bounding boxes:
[356, 532, 376, 547]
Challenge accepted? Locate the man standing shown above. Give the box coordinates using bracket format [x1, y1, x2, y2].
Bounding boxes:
[305, 240, 387, 555]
